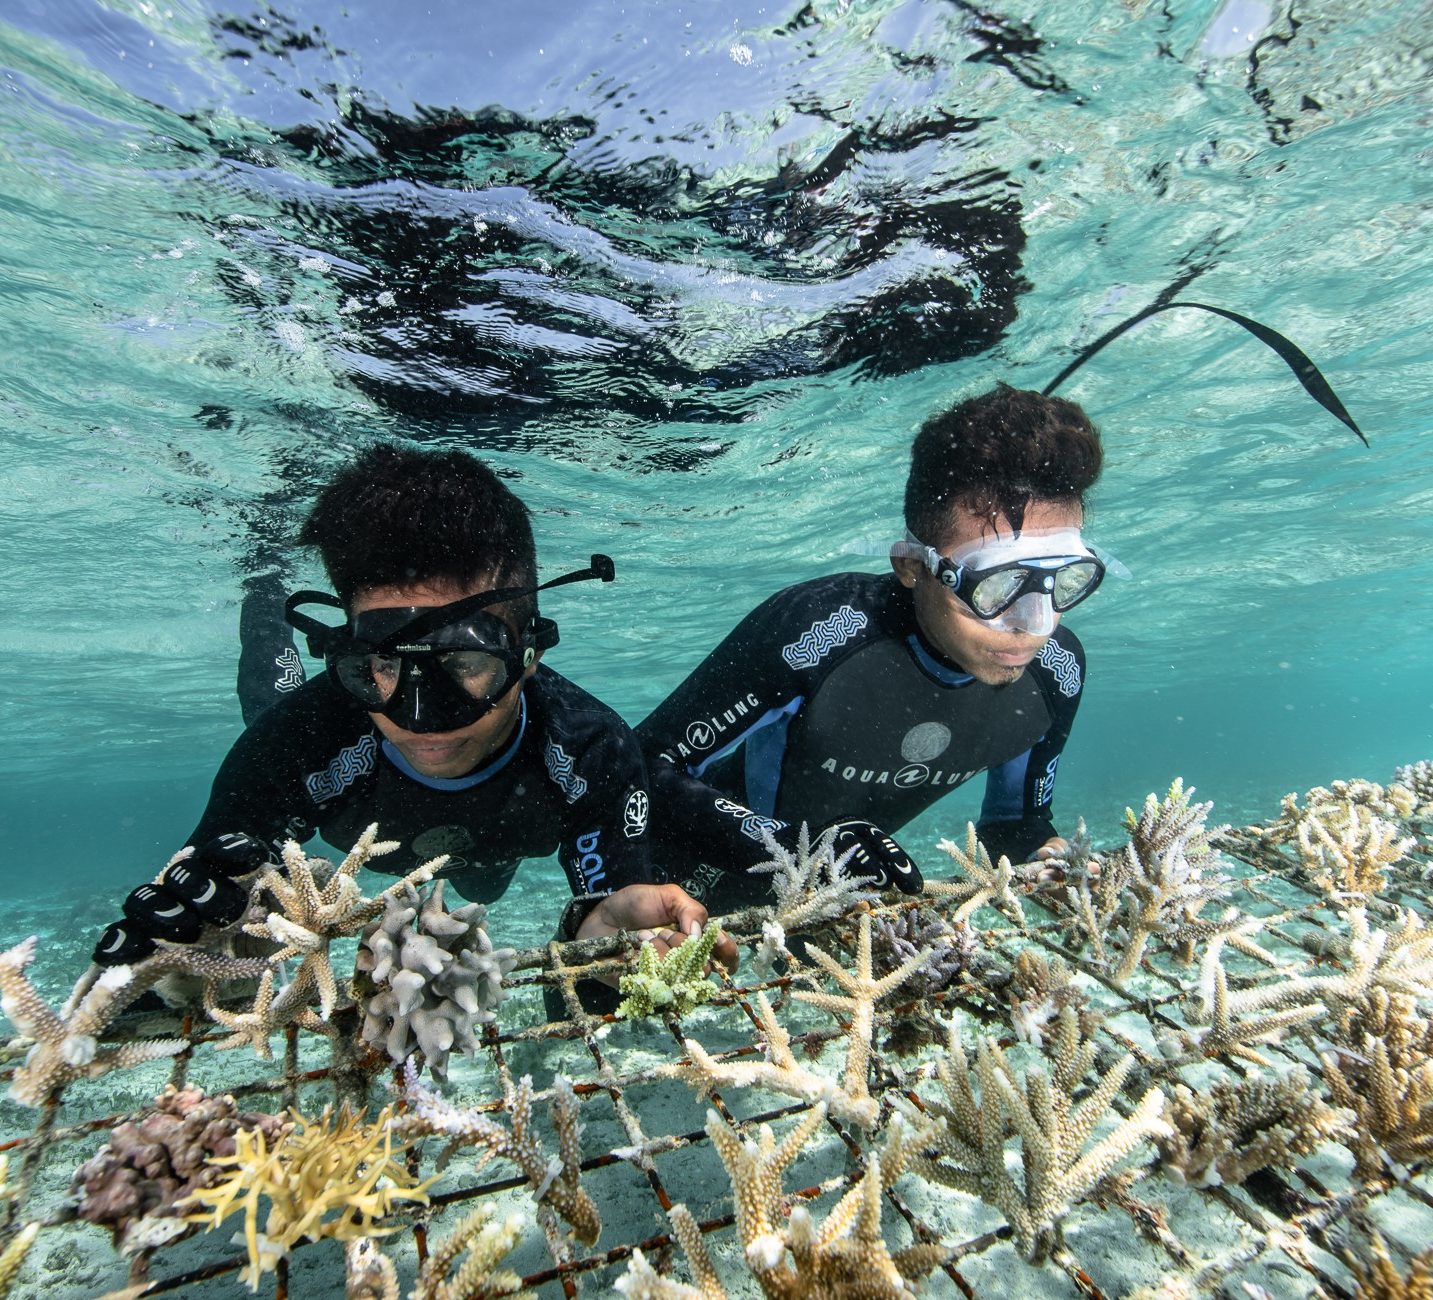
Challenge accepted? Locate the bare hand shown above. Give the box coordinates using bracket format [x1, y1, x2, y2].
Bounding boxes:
[575, 883, 739, 974]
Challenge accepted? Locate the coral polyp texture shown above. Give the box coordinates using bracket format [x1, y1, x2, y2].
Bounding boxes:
[354, 879, 517, 1078]
[0, 777, 1430, 1297]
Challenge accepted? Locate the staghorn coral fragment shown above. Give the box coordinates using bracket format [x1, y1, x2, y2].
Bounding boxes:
[1393, 761, 1433, 814]
[906, 1008, 1171, 1265]
[1344, 1230, 1433, 1300]
[1184, 960, 1324, 1067]
[1156, 1067, 1350, 1187]
[354, 880, 516, 1078]
[395, 1060, 599, 1246]
[615, 1204, 727, 1299]
[617, 921, 723, 1019]
[412, 1204, 530, 1299]
[73, 1085, 289, 1256]
[0, 938, 187, 1108]
[702, 1106, 943, 1298]
[683, 915, 930, 1130]
[243, 823, 445, 1025]
[927, 823, 1025, 925]
[748, 824, 878, 931]
[1296, 802, 1415, 900]
[182, 1102, 432, 1290]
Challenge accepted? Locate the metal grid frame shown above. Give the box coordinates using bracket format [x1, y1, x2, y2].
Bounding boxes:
[0, 799, 1430, 1299]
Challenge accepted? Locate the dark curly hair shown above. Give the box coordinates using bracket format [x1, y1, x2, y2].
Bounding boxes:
[299, 444, 538, 623]
[903, 383, 1103, 546]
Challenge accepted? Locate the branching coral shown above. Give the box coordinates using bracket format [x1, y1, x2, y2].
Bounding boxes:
[617, 922, 723, 1019]
[871, 907, 974, 1055]
[700, 1106, 944, 1298]
[1054, 781, 1229, 983]
[73, 1084, 289, 1255]
[0, 1157, 37, 1296]
[183, 1102, 432, 1289]
[243, 824, 446, 1025]
[1393, 761, 1433, 815]
[927, 824, 1025, 925]
[1005, 950, 1097, 1048]
[1156, 1067, 1349, 1187]
[1344, 1230, 1433, 1300]
[616, 1205, 725, 1299]
[1297, 803, 1416, 899]
[394, 1060, 599, 1246]
[1320, 987, 1433, 1179]
[345, 1236, 399, 1300]
[749, 824, 877, 934]
[907, 1009, 1171, 1265]
[412, 1205, 529, 1300]
[684, 915, 930, 1130]
[354, 880, 516, 1078]
[0, 937, 187, 1107]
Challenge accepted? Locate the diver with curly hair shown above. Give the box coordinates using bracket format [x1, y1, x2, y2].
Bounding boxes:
[636, 383, 1107, 912]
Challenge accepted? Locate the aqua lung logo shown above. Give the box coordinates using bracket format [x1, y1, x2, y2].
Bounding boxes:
[820, 757, 979, 790]
[574, 830, 606, 889]
[663, 693, 762, 762]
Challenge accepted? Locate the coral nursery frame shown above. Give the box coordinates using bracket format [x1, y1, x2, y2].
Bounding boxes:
[0, 769, 1431, 1299]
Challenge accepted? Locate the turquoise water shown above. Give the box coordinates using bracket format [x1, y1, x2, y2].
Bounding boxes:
[1, 0, 1429, 963]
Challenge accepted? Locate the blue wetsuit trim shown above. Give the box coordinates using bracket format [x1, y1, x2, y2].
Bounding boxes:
[380, 694, 528, 791]
[980, 749, 1031, 822]
[741, 697, 805, 816]
[905, 634, 975, 686]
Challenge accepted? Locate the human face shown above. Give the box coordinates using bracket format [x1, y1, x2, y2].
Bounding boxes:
[893, 500, 1085, 686]
[349, 578, 538, 778]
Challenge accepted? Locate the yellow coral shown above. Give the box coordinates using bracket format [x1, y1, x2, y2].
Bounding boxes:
[183, 1103, 432, 1290]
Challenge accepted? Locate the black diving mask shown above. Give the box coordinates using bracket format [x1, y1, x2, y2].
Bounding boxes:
[285, 555, 614, 734]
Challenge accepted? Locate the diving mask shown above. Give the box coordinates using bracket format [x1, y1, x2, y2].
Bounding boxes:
[285, 555, 614, 733]
[896, 528, 1109, 637]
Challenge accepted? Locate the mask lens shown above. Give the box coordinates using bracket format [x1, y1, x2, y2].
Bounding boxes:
[1052, 559, 1101, 610]
[969, 567, 1028, 617]
[438, 650, 511, 701]
[334, 653, 401, 707]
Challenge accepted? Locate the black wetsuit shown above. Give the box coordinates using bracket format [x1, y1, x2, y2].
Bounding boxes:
[194, 664, 653, 905]
[636, 572, 1084, 911]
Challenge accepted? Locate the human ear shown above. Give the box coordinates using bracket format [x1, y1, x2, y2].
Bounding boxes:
[890, 554, 922, 590]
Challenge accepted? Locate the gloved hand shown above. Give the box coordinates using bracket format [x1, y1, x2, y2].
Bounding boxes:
[92, 833, 275, 967]
[819, 818, 923, 894]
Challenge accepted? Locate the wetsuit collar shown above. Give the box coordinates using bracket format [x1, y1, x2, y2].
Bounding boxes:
[905, 631, 975, 687]
[380, 693, 528, 790]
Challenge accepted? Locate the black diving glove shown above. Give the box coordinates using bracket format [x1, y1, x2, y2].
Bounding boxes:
[92, 833, 275, 967]
[819, 819, 923, 894]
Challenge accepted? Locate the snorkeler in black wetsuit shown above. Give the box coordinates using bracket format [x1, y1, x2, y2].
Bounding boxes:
[93, 444, 733, 978]
[637, 384, 1106, 914]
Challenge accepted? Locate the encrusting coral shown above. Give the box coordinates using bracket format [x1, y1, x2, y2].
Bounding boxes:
[394, 1059, 600, 1246]
[411, 1204, 530, 1300]
[906, 1008, 1171, 1265]
[1156, 1067, 1349, 1187]
[182, 1101, 433, 1289]
[73, 1084, 289, 1256]
[692, 1105, 945, 1298]
[617, 921, 723, 1019]
[683, 914, 931, 1130]
[0, 937, 188, 1108]
[354, 880, 516, 1078]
